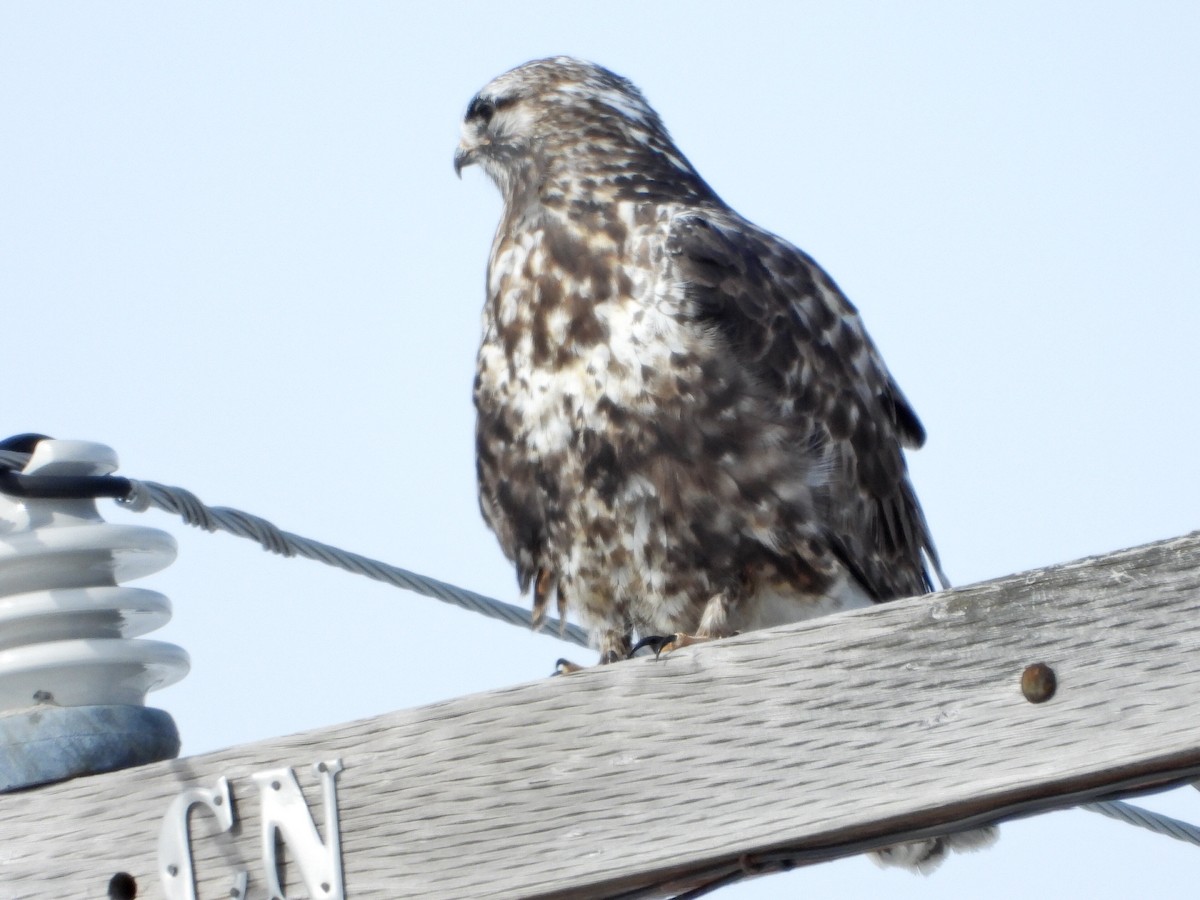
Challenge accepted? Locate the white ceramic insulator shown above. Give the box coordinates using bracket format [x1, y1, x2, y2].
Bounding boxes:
[0, 441, 189, 712]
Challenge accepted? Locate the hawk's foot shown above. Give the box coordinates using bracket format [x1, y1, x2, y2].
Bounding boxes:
[628, 632, 715, 660]
[551, 649, 622, 676]
[553, 658, 585, 676]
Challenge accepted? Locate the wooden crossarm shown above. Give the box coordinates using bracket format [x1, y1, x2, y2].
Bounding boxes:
[1, 531, 1199, 899]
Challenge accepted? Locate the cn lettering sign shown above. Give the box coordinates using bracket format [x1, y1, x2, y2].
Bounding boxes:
[158, 759, 345, 900]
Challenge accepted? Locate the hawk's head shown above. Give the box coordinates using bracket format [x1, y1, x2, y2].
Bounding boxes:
[455, 57, 702, 202]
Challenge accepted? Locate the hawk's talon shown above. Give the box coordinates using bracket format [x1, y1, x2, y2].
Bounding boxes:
[631, 632, 720, 659]
[629, 634, 677, 659]
[553, 649, 623, 676]
[553, 658, 584, 676]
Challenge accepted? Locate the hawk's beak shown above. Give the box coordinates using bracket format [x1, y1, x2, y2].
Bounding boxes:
[454, 145, 477, 179]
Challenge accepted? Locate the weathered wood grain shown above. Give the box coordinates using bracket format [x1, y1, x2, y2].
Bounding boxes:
[1, 532, 1199, 899]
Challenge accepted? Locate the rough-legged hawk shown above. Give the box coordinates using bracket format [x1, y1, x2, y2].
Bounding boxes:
[456, 57, 993, 873]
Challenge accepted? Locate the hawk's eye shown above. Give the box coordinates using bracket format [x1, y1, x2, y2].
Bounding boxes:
[468, 97, 496, 124]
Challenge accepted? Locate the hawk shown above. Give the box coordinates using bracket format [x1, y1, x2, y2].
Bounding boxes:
[457, 58, 994, 871]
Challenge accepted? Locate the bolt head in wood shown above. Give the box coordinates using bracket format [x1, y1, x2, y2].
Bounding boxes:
[1021, 663, 1057, 703]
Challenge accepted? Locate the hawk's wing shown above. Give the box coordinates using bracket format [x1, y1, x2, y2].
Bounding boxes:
[665, 211, 946, 600]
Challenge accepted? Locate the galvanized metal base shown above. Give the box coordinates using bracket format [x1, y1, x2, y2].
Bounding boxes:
[0, 704, 180, 793]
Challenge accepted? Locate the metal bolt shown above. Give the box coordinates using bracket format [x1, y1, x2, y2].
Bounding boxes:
[1021, 662, 1057, 703]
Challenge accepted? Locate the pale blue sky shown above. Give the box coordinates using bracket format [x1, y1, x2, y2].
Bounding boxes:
[3, 3, 1199, 897]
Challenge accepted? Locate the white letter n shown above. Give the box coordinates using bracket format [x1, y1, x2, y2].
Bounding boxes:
[252, 759, 345, 900]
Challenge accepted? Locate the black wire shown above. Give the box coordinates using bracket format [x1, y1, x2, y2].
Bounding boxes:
[0, 433, 52, 453]
[0, 469, 134, 500]
[0, 432, 134, 500]
[668, 870, 749, 899]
